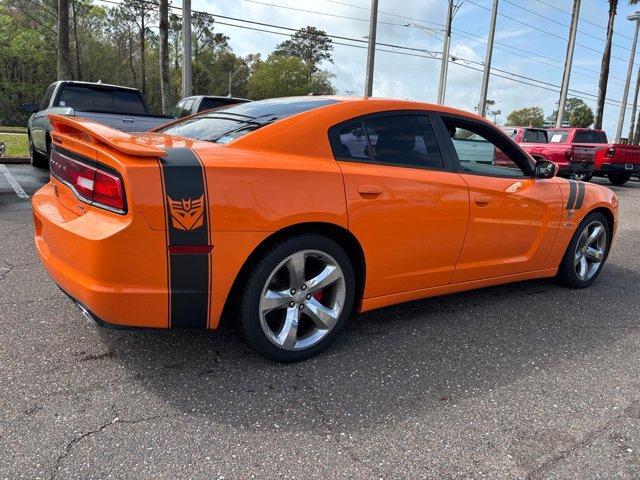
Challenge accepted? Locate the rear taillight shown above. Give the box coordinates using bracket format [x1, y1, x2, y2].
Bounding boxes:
[50, 147, 126, 213]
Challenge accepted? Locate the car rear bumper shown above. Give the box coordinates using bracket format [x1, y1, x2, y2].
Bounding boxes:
[557, 162, 594, 176]
[32, 183, 170, 328]
[595, 162, 640, 174]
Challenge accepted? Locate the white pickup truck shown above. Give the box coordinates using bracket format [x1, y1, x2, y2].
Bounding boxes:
[23, 81, 174, 168]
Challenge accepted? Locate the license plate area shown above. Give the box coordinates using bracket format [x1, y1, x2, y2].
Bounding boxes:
[625, 164, 635, 170]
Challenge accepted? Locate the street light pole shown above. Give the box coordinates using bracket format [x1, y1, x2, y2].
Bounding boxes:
[437, 0, 454, 105]
[478, 0, 499, 117]
[616, 12, 640, 143]
[556, 0, 581, 128]
[364, 0, 379, 97]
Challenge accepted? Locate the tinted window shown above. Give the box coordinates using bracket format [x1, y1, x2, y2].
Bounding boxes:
[159, 97, 339, 143]
[199, 97, 247, 111]
[335, 115, 443, 169]
[594, 131, 608, 143]
[522, 129, 547, 143]
[548, 130, 569, 143]
[57, 85, 147, 115]
[573, 130, 594, 143]
[443, 117, 530, 178]
[40, 84, 56, 110]
[170, 100, 185, 118]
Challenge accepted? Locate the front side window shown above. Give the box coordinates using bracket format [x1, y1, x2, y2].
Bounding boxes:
[522, 129, 547, 143]
[40, 84, 56, 110]
[442, 117, 531, 178]
[334, 114, 444, 170]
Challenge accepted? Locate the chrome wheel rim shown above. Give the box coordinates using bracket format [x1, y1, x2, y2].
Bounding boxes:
[259, 249, 346, 351]
[571, 173, 589, 182]
[574, 220, 607, 281]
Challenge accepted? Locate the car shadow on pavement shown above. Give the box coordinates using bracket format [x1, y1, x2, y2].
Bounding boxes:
[95, 262, 640, 431]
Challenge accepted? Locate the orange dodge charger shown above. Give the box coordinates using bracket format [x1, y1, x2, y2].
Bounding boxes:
[33, 97, 618, 362]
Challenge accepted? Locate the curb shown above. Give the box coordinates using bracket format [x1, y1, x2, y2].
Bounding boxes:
[0, 157, 29, 164]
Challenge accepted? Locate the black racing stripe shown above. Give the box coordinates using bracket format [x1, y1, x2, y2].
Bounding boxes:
[575, 182, 585, 210]
[158, 147, 210, 329]
[566, 181, 577, 210]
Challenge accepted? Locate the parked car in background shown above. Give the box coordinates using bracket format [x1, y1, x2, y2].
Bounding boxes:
[170, 95, 251, 118]
[546, 128, 640, 185]
[500, 126, 595, 181]
[23, 81, 174, 168]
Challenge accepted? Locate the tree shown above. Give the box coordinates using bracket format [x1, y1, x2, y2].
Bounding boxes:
[247, 54, 335, 99]
[57, 0, 72, 79]
[506, 107, 545, 127]
[158, 0, 169, 113]
[569, 103, 595, 127]
[595, 0, 618, 129]
[274, 26, 333, 73]
[548, 98, 593, 127]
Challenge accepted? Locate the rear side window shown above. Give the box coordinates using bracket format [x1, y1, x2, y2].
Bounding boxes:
[522, 129, 547, 143]
[333, 114, 444, 170]
[57, 85, 147, 115]
[548, 130, 569, 143]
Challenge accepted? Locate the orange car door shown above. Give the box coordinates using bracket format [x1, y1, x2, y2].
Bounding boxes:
[435, 115, 563, 283]
[330, 112, 469, 299]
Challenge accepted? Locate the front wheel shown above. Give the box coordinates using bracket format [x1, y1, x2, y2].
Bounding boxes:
[608, 171, 631, 186]
[557, 212, 610, 288]
[570, 172, 592, 182]
[238, 234, 355, 362]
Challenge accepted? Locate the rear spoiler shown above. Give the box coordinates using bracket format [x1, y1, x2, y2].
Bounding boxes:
[48, 114, 166, 157]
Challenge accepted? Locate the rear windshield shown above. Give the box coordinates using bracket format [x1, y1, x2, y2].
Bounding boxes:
[57, 85, 147, 115]
[199, 97, 249, 111]
[159, 97, 340, 143]
[574, 130, 608, 144]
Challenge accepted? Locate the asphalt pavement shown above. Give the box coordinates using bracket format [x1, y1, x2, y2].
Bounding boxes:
[1, 165, 640, 479]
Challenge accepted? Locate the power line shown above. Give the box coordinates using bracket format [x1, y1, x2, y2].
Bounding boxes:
[532, 0, 635, 42]
[320, 0, 628, 82]
[501, 0, 632, 53]
[96, 0, 636, 110]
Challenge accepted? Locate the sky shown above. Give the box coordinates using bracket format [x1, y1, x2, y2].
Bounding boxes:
[185, 0, 640, 139]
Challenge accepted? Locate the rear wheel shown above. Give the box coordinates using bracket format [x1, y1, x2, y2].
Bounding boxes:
[238, 234, 355, 362]
[557, 212, 610, 288]
[28, 135, 48, 169]
[608, 171, 631, 186]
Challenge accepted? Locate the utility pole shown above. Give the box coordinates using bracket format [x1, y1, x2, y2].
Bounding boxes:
[616, 12, 640, 143]
[159, 0, 170, 114]
[182, 0, 192, 98]
[438, 0, 454, 105]
[628, 66, 640, 143]
[478, 0, 498, 116]
[364, 0, 379, 97]
[556, 0, 581, 128]
[57, 0, 72, 80]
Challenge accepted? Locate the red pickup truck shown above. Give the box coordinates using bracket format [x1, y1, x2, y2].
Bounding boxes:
[500, 126, 595, 181]
[546, 128, 640, 185]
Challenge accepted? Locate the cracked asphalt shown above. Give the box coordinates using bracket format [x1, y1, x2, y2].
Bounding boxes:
[1, 164, 640, 479]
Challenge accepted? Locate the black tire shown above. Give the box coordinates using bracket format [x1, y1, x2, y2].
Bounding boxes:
[556, 211, 610, 288]
[28, 135, 49, 169]
[608, 171, 631, 186]
[570, 172, 592, 182]
[238, 234, 355, 362]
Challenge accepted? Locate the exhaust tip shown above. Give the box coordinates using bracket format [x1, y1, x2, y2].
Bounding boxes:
[74, 301, 97, 325]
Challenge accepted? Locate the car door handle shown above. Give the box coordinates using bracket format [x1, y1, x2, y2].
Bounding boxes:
[474, 194, 492, 205]
[358, 184, 383, 196]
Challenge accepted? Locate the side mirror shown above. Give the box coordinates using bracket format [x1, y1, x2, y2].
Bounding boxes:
[22, 103, 38, 114]
[534, 159, 558, 179]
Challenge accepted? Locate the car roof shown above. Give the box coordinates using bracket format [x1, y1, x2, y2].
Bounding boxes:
[183, 95, 251, 102]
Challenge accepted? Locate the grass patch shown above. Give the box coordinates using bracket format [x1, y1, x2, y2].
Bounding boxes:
[0, 126, 27, 134]
[0, 133, 29, 157]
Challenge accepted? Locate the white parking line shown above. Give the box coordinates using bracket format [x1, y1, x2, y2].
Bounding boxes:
[0, 164, 29, 199]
